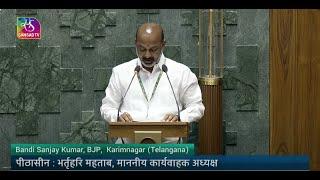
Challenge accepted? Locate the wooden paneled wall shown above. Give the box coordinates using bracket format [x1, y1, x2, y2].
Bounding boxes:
[270, 9, 320, 170]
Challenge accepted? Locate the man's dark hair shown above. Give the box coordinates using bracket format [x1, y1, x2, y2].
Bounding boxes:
[135, 25, 165, 42]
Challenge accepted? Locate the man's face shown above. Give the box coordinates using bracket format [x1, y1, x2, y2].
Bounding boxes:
[135, 29, 165, 68]
[136, 42, 164, 68]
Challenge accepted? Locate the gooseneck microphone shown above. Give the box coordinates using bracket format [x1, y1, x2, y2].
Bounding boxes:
[117, 65, 140, 122]
[162, 64, 181, 122]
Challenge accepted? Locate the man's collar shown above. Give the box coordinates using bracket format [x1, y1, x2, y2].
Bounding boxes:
[157, 53, 166, 70]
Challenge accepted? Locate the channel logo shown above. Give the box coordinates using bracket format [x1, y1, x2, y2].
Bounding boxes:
[17, 17, 41, 40]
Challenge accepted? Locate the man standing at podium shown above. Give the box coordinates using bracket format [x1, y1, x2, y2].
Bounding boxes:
[100, 23, 205, 143]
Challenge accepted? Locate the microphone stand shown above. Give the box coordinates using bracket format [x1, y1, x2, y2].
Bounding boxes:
[162, 64, 183, 144]
[117, 65, 140, 144]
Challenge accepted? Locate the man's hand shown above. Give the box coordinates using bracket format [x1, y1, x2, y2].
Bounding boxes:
[163, 113, 178, 122]
[119, 112, 134, 122]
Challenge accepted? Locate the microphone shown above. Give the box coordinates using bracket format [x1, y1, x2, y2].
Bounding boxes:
[161, 64, 181, 122]
[117, 65, 140, 122]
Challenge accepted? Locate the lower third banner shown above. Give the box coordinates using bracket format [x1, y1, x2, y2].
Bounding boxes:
[11, 155, 309, 170]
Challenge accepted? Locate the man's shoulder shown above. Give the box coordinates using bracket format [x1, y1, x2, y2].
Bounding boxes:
[113, 58, 138, 73]
[166, 58, 191, 73]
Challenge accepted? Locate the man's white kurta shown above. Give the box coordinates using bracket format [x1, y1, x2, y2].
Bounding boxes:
[100, 54, 205, 123]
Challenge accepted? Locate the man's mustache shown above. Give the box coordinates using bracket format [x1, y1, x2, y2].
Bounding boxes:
[142, 58, 154, 61]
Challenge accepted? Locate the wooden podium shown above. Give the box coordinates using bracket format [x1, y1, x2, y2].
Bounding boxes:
[108, 122, 189, 144]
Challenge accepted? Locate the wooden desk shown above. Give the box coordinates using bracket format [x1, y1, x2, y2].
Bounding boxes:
[108, 122, 189, 142]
